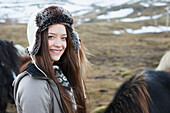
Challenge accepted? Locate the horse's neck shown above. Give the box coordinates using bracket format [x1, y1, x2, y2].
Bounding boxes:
[19, 56, 31, 65]
[19, 56, 31, 73]
[167, 70, 170, 74]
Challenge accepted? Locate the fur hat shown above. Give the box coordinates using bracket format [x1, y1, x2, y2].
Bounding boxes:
[27, 6, 80, 56]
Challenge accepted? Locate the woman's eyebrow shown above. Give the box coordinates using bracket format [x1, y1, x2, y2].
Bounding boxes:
[48, 33, 67, 36]
[48, 33, 56, 35]
[62, 34, 67, 36]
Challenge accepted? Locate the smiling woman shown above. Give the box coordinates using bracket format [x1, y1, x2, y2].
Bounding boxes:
[13, 5, 90, 113]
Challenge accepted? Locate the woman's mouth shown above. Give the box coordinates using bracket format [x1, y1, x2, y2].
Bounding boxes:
[50, 49, 62, 54]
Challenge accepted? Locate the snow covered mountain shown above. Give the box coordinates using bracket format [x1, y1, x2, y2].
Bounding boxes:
[0, 0, 169, 34]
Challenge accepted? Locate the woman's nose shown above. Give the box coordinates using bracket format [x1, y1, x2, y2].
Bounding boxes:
[53, 37, 62, 47]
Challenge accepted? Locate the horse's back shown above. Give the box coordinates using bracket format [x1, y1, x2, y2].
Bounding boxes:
[144, 70, 170, 113]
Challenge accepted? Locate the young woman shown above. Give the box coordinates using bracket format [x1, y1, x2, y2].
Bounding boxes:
[13, 5, 89, 113]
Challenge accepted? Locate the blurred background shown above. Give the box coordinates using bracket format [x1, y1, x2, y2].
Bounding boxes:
[0, 0, 170, 113]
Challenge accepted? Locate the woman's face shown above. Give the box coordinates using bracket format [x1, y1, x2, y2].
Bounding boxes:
[48, 24, 67, 62]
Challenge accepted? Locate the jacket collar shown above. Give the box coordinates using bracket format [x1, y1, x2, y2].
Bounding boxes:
[25, 62, 50, 79]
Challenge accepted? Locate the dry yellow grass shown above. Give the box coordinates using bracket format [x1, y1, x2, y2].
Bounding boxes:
[0, 22, 170, 113]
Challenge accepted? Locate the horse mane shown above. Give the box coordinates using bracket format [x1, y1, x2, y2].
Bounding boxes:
[0, 40, 31, 73]
[0, 39, 20, 103]
[104, 70, 151, 113]
[0, 39, 20, 74]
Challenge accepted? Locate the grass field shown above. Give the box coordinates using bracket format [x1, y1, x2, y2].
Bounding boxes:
[1, 22, 169, 113]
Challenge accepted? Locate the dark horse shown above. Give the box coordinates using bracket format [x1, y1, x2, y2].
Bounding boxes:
[104, 69, 170, 113]
[0, 39, 20, 113]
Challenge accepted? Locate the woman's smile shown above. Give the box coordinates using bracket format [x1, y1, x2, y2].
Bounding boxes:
[50, 49, 63, 54]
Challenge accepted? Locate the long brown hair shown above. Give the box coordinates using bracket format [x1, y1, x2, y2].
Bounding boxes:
[35, 26, 88, 113]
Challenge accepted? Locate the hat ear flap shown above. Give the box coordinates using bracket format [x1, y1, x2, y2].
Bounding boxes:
[70, 31, 80, 51]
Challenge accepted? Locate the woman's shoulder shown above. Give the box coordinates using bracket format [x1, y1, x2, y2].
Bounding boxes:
[18, 71, 50, 91]
[13, 71, 51, 99]
[14, 72, 54, 113]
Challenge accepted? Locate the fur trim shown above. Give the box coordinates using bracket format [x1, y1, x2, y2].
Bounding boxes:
[71, 31, 81, 51]
[36, 6, 73, 30]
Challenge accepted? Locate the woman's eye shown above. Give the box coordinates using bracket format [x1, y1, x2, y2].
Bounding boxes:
[48, 36, 54, 39]
[61, 37, 67, 40]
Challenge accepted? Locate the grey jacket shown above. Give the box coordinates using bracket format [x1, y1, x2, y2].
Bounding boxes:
[13, 62, 64, 113]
